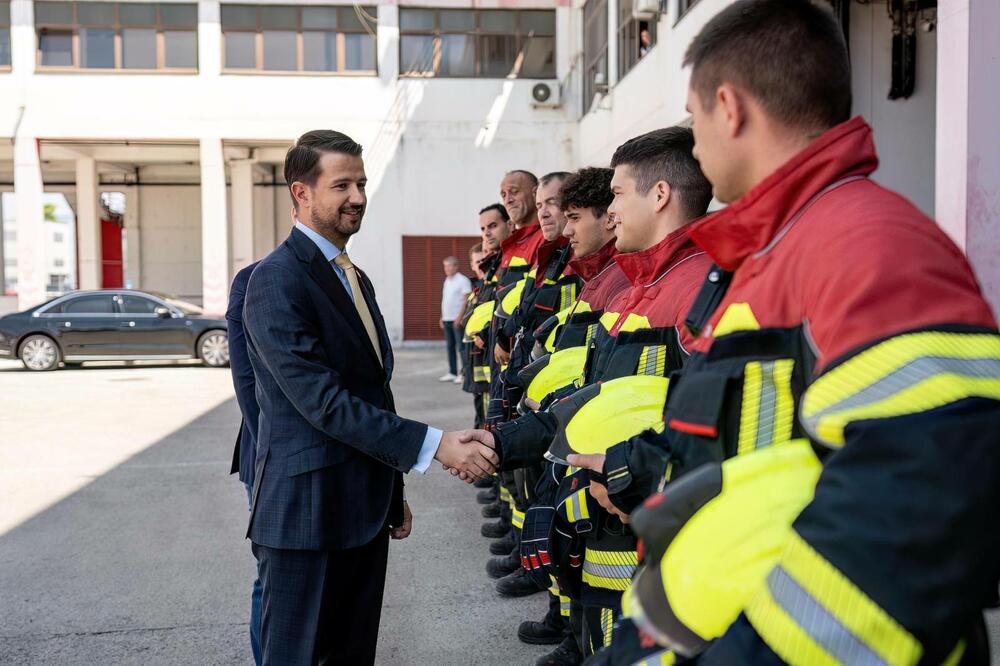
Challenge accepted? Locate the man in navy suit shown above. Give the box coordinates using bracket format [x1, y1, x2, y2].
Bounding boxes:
[228, 259, 262, 665]
[243, 130, 498, 665]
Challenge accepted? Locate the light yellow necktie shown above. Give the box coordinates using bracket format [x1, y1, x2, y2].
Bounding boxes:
[334, 252, 383, 366]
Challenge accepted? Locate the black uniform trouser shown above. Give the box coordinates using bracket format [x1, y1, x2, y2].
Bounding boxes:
[253, 530, 390, 666]
[473, 390, 486, 429]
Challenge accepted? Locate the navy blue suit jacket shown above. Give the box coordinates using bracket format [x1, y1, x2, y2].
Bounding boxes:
[243, 227, 424, 551]
[228, 261, 260, 486]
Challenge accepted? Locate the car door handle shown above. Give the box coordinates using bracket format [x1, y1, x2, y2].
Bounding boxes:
[121, 321, 136, 327]
[63, 321, 71, 328]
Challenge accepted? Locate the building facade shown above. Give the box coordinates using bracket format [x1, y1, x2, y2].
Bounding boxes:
[1, 0, 996, 339]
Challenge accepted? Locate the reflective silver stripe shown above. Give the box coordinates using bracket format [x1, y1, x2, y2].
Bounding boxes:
[641, 346, 660, 376]
[755, 361, 778, 449]
[582, 560, 636, 580]
[767, 567, 890, 666]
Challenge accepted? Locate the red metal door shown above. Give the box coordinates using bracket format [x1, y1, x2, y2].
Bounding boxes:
[402, 235, 481, 341]
[101, 218, 124, 288]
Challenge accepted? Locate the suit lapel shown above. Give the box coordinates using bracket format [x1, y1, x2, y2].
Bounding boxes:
[288, 228, 383, 370]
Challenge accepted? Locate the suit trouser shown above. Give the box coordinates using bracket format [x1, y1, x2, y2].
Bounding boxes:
[253, 530, 390, 666]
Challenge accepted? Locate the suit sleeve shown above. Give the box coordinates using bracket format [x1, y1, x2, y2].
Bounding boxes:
[244, 262, 429, 473]
[227, 268, 259, 446]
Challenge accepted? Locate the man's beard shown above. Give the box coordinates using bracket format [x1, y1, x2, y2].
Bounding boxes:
[311, 204, 364, 238]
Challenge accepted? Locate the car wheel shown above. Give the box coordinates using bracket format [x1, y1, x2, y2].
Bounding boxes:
[20, 334, 62, 371]
[198, 330, 230, 367]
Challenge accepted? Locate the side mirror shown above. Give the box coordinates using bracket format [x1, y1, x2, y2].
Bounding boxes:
[155, 307, 172, 318]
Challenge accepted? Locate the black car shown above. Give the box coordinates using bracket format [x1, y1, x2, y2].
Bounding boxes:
[0, 290, 229, 372]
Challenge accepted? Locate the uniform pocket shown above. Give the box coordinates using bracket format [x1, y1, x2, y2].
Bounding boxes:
[286, 442, 353, 477]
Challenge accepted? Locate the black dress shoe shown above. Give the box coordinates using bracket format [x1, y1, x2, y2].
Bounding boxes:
[481, 502, 502, 518]
[481, 518, 511, 539]
[535, 634, 583, 666]
[489, 532, 517, 555]
[486, 552, 520, 579]
[477, 488, 499, 504]
[517, 610, 566, 645]
[474, 476, 495, 489]
[496, 567, 544, 597]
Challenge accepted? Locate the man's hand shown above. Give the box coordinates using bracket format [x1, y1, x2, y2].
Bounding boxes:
[588, 480, 630, 523]
[474, 335, 486, 350]
[435, 430, 498, 482]
[494, 343, 511, 365]
[567, 453, 605, 475]
[453, 320, 463, 330]
[442, 430, 497, 482]
[439, 319, 445, 330]
[391, 501, 413, 539]
[567, 453, 627, 520]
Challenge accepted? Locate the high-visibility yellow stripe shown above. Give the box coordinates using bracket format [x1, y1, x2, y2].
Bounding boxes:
[942, 640, 966, 666]
[801, 332, 1000, 447]
[739, 362, 763, 456]
[499, 486, 511, 502]
[508, 256, 529, 267]
[746, 531, 922, 666]
[601, 607, 614, 645]
[511, 508, 525, 529]
[585, 548, 638, 566]
[713, 302, 761, 337]
[582, 571, 632, 591]
[738, 359, 796, 456]
[600, 311, 621, 332]
[635, 650, 677, 666]
[637, 345, 667, 377]
[564, 488, 590, 523]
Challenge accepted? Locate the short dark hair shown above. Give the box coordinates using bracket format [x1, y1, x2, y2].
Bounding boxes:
[559, 167, 614, 218]
[284, 130, 363, 207]
[683, 0, 851, 132]
[506, 170, 539, 187]
[479, 203, 510, 222]
[610, 127, 713, 219]
[469, 242, 483, 255]
[540, 171, 571, 187]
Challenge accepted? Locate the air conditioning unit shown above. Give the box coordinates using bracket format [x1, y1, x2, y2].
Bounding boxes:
[633, 0, 660, 20]
[531, 82, 562, 109]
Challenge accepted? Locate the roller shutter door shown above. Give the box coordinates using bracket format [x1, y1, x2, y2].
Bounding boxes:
[402, 235, 481, 341]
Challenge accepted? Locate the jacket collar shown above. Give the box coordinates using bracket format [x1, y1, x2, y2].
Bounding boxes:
[501, 220, 542, 255]
[569, 238, 618, 281]
[535, 235, 569, 273]
[614, 225, 698, 287]
[689, 116, 878, 271]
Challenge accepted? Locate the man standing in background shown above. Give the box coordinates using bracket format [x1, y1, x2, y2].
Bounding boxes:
[439, 256, 472, 383]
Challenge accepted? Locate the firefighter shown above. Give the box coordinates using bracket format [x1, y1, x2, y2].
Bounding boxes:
[573, 2, 1000, 664]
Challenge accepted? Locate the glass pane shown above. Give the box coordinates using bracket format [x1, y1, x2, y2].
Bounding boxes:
[399, 8, 434, 32]
[224, 31, 255, 68]
[478, 34, 516, 77]
[618, 0, 633, 23]
[0, 1, 10, 25]
[120, 3, 156, 26]
[34, 2, 73, 25]
[479, 10, 516, 34]
[262, 30, 296, 70]
[77, 2, 115, 26]
[439, 34, 473, 76]
[80, 28, 115, 67]
[343, 32, 375, 71]
[302, 30, 335, 71]
[302, 6, 337, 29]
[260, 6, 297, 30]
[39, 29, 73, 65]
[221, 5, 257, 29]
[399, 34, 433, 74]
[164, 29, 196, 67]
[160, 4, 197, 27]
[520, 10, 555, 36]
[520, 36, 555, 78]
[0, 28, 9, 66]
[64, 295, 115, 314]
[338, 6, 367, 32]
[122, 295, 160, 314]
[439, 9, 474, 32]
[123, 28, 156, 68]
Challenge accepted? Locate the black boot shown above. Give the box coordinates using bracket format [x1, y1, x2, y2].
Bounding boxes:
[481, 502, 502, 518]
[496, 567, 544, 598]
[535, 634, 583, 666]
[481, 517, 511, 539]
[489, 531, 517, 555]
[518, 606, 566, 645]
[477, 488, 499, 504]
[486, 551, 519, 579]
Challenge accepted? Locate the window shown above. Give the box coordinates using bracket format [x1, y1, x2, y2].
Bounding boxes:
[121, 294, 161, 314]
[399, 9, 555, 79]
[677, 0, 700, 19]
[618, 0, 656, 79]
[53, 232, 64, 242]
[582, 0, 608, 112]
[35, 2, 198, 71]
[0, 1, 11, 68]
[53, 258, 65, 267]
[221, 5, 378, 74]
[62, 294, 115, 313]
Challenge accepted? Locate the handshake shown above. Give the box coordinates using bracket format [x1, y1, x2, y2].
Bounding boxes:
[433, 429, 499, 483]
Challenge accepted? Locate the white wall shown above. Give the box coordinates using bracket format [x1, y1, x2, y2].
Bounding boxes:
[138, 186, 203, 300]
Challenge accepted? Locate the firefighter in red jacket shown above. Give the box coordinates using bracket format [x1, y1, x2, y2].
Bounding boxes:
[572, 2, 1000, 665]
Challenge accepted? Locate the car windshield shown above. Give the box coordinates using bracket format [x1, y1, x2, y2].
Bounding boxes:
[146, 291, 203, 315]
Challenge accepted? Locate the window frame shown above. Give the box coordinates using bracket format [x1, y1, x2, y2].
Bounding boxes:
[34, 1, 199, 73]
[582, 0, 608, 113]
[398, 8, 556, 80]
[0, 0, 11, 71]
[220, 4, 379, 76]
[616, 0, 656, 80]
[676, 0, 700, 23]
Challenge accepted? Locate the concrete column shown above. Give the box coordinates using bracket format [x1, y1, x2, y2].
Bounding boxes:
[377, 4, 399, 86]
[0, 196, 6, 292]
[229, 159, 255, 275]
[200, 137, 229, 314]
[607, 0, 619, 88]
[936, 0, 1000, 316]
[75, 157, 102, 290]
[10, 0, 36, 75]
[14, 137, 47, 310]
[198, 0, 222, 77]
[122, 185, 141, 289]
